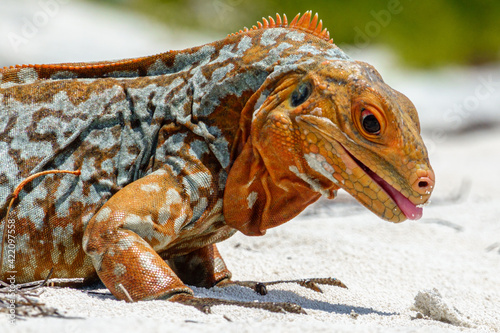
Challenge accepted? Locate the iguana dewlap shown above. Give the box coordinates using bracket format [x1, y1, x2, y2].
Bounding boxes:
[0, 12, 434, 309]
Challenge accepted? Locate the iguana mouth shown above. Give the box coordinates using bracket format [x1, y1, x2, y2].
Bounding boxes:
[343, 147, 423, 220]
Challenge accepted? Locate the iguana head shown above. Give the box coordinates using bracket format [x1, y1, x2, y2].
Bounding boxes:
[282, 60, 434, 222]
[224, 12, 434, 235]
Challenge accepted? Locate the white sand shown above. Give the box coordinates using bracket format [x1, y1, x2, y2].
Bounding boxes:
[1, 1, 499, 332]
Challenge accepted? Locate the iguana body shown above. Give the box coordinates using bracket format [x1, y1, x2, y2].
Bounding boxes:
[0, 12, 434, 310]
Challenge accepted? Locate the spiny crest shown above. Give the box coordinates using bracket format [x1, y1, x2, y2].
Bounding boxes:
[229, 11, 333, 44]
[1, 56, 152, 71]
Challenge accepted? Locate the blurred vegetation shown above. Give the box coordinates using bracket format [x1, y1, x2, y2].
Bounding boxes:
[90, 0, 499, 68]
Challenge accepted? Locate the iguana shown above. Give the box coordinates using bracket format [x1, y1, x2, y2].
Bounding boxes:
[0, 12, 434, 313]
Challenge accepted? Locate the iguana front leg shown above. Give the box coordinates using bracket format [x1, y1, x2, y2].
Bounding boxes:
[83, 169, 305, 313]
[168, 244, 347, 313]
[167, 244, 305, 313]
[167, 244, 232, 288]
[169, 293, 305, 314]
[83, 169, 195, 301]
[219, 277, 347, 295]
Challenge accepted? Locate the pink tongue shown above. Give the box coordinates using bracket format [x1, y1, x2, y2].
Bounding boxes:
[370, 172, 423, 220]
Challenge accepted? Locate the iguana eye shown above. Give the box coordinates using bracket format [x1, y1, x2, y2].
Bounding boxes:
[290, 82, 312, 107]
[361, 109, 381, 134]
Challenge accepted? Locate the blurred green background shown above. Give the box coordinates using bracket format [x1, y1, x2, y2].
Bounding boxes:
[89, 0, 499, 68]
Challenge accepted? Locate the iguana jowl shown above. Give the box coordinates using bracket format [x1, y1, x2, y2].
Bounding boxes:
[0, 12, 434, 312]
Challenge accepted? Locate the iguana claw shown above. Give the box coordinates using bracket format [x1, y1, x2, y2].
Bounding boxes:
[170, 294, 306, 314]
[219, 277, 347, 295]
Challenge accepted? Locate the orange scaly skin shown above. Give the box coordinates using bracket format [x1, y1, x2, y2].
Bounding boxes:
[0, 12, 434, 312]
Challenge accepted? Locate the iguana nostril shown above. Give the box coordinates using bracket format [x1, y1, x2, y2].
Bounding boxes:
[412, 175, 434, 196]
[418, 181, 428, 188]
[413, 169, 435, 195]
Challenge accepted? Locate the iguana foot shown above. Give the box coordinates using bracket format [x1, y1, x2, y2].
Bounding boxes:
[220, 277, 347, 295]
[169, 294, 306, 314]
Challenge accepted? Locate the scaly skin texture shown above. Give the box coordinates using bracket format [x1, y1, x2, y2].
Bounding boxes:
[0, 12, 434, 307]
